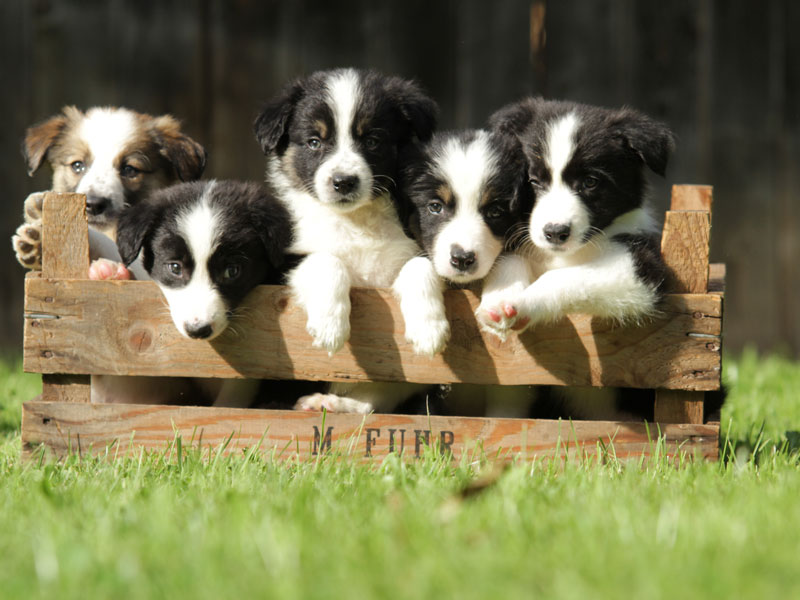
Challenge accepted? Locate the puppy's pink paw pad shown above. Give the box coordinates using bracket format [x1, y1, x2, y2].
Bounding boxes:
[89, 259, 132, 281]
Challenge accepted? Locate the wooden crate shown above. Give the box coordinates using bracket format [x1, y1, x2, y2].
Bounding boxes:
[20, 185, 723, 462]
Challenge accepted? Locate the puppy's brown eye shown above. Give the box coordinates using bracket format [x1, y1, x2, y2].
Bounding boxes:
[71, 161, 86, 174]
[168, 262, 182, 276]
[120, 165, 140, 178]
[364, 135, 381, 151]
[223, 264, 241, 280]
[583, 176, 599, 190]
[485, 203, 506, 220]
[428, 201, 443, 214]
[307, 137, 322, 150]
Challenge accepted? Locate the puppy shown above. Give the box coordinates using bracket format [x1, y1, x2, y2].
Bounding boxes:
[401, 129, 535, 417]
[12, 105, 206, 269]
[477, 97, 675, 338]
[253, 67, 440, 414]
[91, 180, 293, 407]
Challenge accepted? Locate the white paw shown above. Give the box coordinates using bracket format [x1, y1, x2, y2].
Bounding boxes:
[476, 291, 531, 340]
[306, 308, 350, 355]
[23, 192, 46, 223]
[88, 258, 133, 281]
[405, 314, 450, 356]
[294, 393, 371, 414]
[12, 221, 42, 270]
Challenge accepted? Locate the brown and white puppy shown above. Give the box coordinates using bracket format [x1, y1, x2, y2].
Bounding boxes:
[12, 105, 206, 269]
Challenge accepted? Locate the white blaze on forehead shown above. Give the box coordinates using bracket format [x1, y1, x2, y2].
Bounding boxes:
[436, 131, 498, 216]
[161, 181, 229, 339]
[544, 112, 579, 182]
[430, 133, 503, 283]
[326, 69, 361, 147]
[79, 108, 139, 163]
[314, 69, 373, 210]
[75, 108, 139, 204]
[531, 112, 589, 255]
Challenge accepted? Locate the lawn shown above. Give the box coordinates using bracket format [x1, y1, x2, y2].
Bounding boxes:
[1, 351, 800, 599]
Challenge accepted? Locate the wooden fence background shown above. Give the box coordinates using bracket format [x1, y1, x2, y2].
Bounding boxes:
[1, 0, 798, 355]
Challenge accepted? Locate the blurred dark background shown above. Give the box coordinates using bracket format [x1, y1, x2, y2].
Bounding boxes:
[1, 0, 798, 355]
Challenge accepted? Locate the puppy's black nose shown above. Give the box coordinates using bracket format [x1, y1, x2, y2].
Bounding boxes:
[185, 323, 213, 339]
[86, 195, 111, 216]
[449, 246, 476, 272]
[332, 174, 359, 195]
[543, 223, 571, 245]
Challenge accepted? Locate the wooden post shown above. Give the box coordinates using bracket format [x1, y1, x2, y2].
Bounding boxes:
[40, 193, 91, 403]
[655, 185, 715, 424]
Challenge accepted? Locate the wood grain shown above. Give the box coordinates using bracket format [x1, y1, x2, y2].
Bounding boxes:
[661, 211, 711, 294]
[41, 375, 90, 403]
[21, 401, 719, 462]
[40, 193, 91, 403]
[654, 390, 705, 424]
[41, 192, 89, 279]
[670, 185, 714, 212]
[23, 279, 723, 390]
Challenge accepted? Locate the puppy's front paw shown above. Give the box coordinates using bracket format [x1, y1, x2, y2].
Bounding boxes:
[306, 308, 350, 356]
[476, 295, 531, 340]
[405, 314, 450, 356]
[12, 221, 43, 270]
[23, 192, 46, 223]
[89, 259, 133, 281]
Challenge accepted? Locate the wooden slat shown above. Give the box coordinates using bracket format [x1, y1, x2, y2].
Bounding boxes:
[670, 184, 714, 212]
[41, 375, 90, 403]
[41, 192, 88, 279]
[40, 193, 91, 402]
[661, 211, 711, 293]
[23, 279, 723, 390]
[654, 390, 705, 424]
[21, 401, 720, 462]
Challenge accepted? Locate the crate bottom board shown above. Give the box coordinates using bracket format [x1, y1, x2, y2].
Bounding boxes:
[21, 401, 719, 462]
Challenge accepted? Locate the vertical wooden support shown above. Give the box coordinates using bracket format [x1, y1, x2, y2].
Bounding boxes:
[40, 193, 92, 403]
[655, 185, 714, 424]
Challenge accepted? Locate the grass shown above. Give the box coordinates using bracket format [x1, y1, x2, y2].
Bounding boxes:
[1, 351, 800, 599]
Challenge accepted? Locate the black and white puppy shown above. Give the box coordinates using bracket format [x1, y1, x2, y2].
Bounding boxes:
[403, 129, 531, 286]
[89, 180, 292, 407]
[116, 180, 292, 341]
[254, 68, 441, 414]
[402, 129, 536, 417]
[477, 98, 675, 337]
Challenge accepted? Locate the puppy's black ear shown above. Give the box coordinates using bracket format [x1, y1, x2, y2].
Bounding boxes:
[116, 197, 164, 267]
[254, 80, 306, 155]
[22, 106, 78, 176]
[385, 77, 439, 143]
[488, 98, 538, 137]
[250, 187, 293, 268]
[149, 115, 207, 182]
[612, 108, 676, 177]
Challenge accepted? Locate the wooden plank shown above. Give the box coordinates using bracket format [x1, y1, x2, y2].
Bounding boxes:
[661, 210, 711, 293]
[670, 184, 714, 211]
[41, 375, 90, 403]
[40, 193, 91, 403]
[23, 279, 722, 390]
[654, 390, 705, 424]
[41, 192, 88, 279]
[21, 401, 719, 462]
